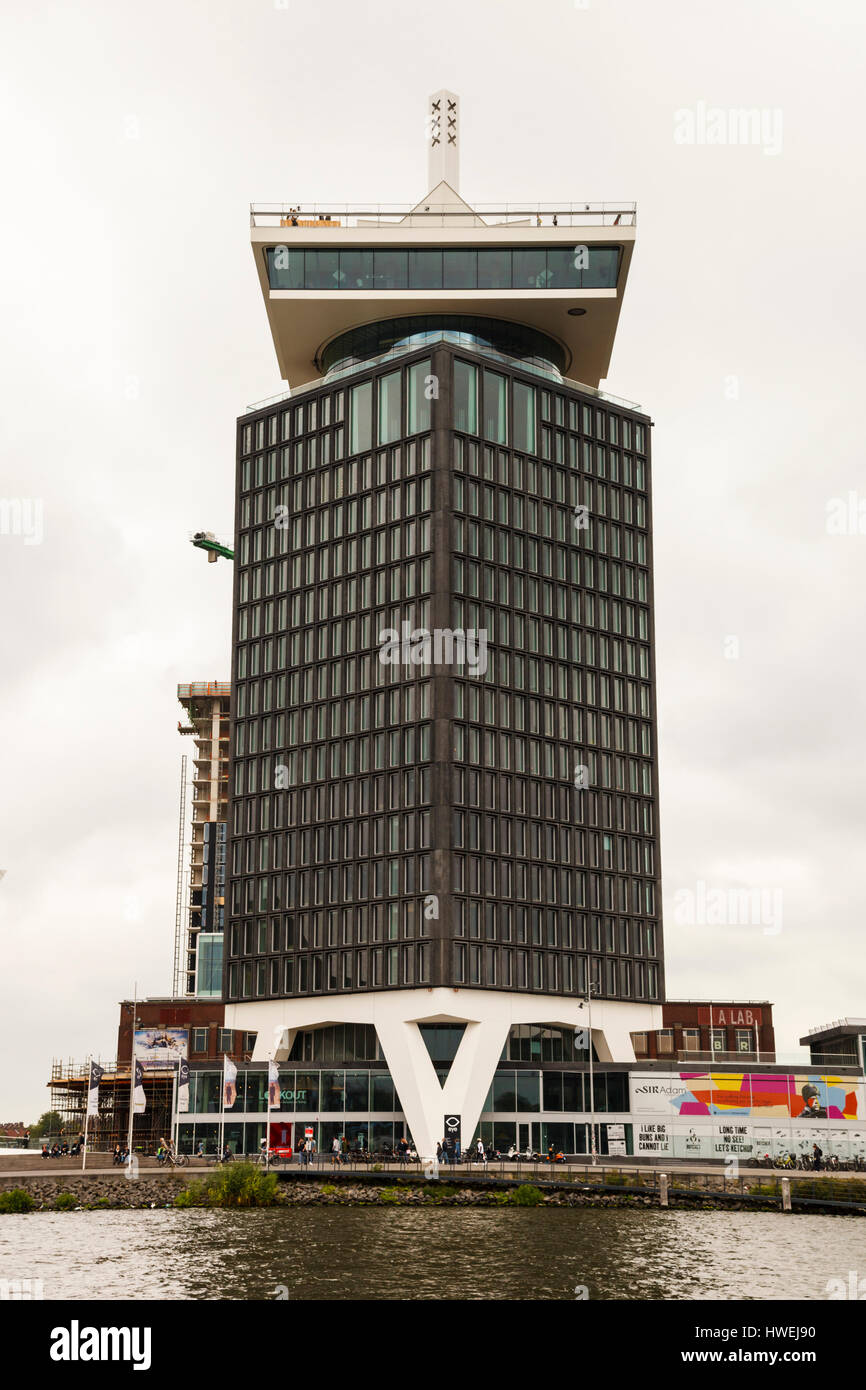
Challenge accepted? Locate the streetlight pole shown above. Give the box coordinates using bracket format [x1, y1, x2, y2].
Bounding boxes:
[578, 981, 600, 1167]
[588, 980, 598, 1166]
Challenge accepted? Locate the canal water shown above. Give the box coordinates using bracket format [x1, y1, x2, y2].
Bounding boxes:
[2, 1207, 864, 1300]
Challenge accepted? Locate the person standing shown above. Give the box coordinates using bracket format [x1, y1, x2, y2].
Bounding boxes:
[812, 1142, 823, 1172]
[331, 1135, 341, 1167]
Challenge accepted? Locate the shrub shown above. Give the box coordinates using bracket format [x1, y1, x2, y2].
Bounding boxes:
[509, 1183, 544, 1207]
[54, 1192, 78, 1211]
[174, 1184, 202, 1209]
[174, 1162, 279, 1209]
[379, 1188, 401, 1204]
[0, 1188, 36, 1213]
[320, 1184, 337, 1196]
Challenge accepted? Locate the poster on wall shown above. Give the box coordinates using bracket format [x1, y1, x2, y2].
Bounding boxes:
[828, 1129, 851, 1159]
[629, 1076, 692, 1115]
[712, 1123, 754, 1158]
[671, 1123, 713, 1160]
[607, 1123, 627, 1156]
[849, 1131, 866, 1158]
[630, 1071, 861, 1122]
[636, 1122, 671, 1156]
[133, 1028, 188, 1070]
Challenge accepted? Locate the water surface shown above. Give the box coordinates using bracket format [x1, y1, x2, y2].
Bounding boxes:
[1, 1207, 861, 1300]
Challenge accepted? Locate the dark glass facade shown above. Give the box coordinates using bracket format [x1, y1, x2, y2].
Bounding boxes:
[266, 244, 620, 292]
[225, 342, 664, 1006]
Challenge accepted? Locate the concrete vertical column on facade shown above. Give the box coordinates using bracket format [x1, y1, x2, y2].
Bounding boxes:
[428, 345, 454, 987]
[210, 701, 220, 821]
[641, 416, 666, 1001]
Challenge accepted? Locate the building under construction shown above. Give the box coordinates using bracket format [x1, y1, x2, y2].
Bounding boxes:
[176, 681, 230, 996]
[47, 1058, 175, 1152]
[47, 998, 251, 1151]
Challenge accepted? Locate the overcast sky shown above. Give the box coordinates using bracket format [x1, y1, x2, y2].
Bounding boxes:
[1, 0, 864, 1121]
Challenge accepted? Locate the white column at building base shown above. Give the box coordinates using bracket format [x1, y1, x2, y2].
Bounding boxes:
[226, 990, 663, 1160]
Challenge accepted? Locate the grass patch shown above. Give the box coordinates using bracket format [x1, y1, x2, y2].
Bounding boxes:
[0, 1188, 36, 1213]
[53, 1193, 78, 1211]
[173, 1161, 280, 1209]
[792, 1177, 866, 1203]
[379, 1188, 401, 1204]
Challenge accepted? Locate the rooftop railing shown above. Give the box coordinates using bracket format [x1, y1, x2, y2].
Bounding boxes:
[251, 201, 636, 230]
[177, 682, 231, 699]
[635, 1050, 862, 1070]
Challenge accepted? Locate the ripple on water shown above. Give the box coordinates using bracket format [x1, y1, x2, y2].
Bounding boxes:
[0, 1207, 863, 1300]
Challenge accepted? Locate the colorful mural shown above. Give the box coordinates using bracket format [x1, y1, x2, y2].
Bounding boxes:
[630, 1072, 859, 1121]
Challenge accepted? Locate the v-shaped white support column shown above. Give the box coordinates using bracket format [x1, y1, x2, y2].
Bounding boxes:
[375, 1011, 510, 1159]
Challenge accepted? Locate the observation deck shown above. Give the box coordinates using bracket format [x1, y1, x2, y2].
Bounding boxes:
[250, 195, 637, 390]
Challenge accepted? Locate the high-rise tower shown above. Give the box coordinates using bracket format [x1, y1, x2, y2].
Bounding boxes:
[223, 93, 664, 1156]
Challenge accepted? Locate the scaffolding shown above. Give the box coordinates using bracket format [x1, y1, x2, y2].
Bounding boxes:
[47, 1058, 175, 1153]
[171, 756, 188, 997]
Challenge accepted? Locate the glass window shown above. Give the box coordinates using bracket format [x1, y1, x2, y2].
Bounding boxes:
[378, 371, 402, 445]
[345, 1071, 370, 1111]
[339, 250, 374, 289]
[513, 380, 536, 454]
[493, 1073, 517, 1111]
[477, 248, 512, 288]
[407, 359, 432, 434]
[373, 250, 408, 289]
[371, 1073, 395, 1111]
[513, 248, 548, 289]
[515, 1072, 540, 1112]
[584, 246, 619, 288]
[453, 360, 477, 435]
[482, 370, 507, 444]
[267, 247, 304, 289]
[349, 382, 372, 454]
[546, 247, 581, 288]
[408, 250, 443, 289]
[443, 249, 477, 289]
[304, 250, 340, 289]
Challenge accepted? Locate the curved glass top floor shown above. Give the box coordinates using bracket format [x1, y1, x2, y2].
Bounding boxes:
[320, 315, 568, 383]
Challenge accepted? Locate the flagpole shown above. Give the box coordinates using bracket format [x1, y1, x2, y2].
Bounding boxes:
[171, 1058, 179, 1156]
[219, 1055, 225, 1160]
[126, 984, 137, 1162]
[265, 1056, 273, 1170]
[82, 1054, 91, 1172]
